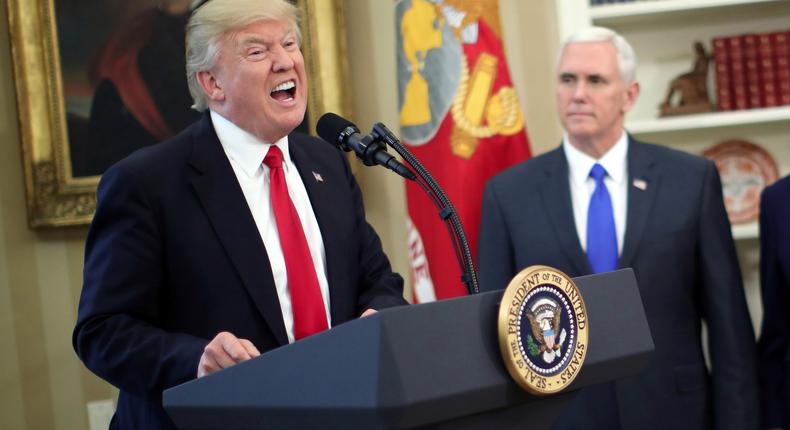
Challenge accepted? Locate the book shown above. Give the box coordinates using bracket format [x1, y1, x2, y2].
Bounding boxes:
[757, 33, 778, 107]
[712, 37, 733, 111]
[743, 34, 762, 108]
[728, 36, 749, 110]
[773, 31, 790, 106]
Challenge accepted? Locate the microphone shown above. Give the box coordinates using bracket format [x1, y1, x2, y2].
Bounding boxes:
[318, 113, 479, 294]
[316, 113, 416, 180]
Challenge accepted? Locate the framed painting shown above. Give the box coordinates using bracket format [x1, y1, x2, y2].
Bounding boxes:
[5, 0, 351, 228]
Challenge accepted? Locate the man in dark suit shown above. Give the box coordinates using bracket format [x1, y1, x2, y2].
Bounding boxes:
[72, 1, 406, 428]
[478, 27, 758, 429]
[757, 175, 790, 430]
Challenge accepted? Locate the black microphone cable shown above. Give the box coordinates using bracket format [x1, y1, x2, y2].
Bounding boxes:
[316, 113, 479, 295]
[371, 123, 479, 295]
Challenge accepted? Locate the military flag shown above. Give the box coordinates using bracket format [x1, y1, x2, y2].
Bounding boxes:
[396, 0, 531, 301]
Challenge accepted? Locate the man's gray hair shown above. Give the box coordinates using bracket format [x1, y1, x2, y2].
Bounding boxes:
[186, 0, 301, 111]
[559, 26, 638, 84]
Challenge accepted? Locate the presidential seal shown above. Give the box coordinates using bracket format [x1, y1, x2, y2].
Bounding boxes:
[498, 265, 588, 395]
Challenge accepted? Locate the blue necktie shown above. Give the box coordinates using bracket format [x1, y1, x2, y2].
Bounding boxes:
[586, 163, 618, 273]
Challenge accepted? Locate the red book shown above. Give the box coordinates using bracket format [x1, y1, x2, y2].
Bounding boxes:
[712, 37, 733, 111]
[758, 33, 778, 107]
[773, 31, 790, 106]
[728, 36, 749, 110]
[743, 34, 762, 108]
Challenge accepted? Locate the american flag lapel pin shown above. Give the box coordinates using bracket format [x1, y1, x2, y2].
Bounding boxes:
[312, 171, 323, 183]
[633, 178, 647, 190]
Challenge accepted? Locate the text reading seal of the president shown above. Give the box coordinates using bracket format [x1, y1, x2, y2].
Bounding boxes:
[498, 265, 589, 395]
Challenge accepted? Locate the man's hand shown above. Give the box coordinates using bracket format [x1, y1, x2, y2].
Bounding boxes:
[360, 308, 377, 318]
[197, 331, 260, 378]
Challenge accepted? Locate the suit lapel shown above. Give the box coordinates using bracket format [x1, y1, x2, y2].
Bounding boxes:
[288, 134, 343, 323]
[619, 138, 660, 269]
[186, 114, 289, 346]
[539, 148, 591, 275]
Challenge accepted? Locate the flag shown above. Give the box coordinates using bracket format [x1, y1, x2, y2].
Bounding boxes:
[396, 0, 531, 302]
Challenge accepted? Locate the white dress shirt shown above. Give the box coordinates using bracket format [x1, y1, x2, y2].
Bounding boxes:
[211, 111, 331, 343]
[562, 132, 629, 256]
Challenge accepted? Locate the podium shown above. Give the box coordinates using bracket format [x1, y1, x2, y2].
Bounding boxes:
[163, 269, 653, 429]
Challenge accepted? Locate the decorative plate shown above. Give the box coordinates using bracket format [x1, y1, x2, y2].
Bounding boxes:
[703, 139, 778, 224]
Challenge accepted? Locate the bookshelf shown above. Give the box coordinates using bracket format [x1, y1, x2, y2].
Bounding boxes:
[627, 105, 790, 134]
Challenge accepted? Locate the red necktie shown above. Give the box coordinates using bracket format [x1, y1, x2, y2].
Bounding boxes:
[263, 146, 328, 340]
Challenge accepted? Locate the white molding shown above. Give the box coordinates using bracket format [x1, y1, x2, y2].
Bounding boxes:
[626, 106, 790, 134]
[732, 222, 759, 240]
[590, 0, 785, 24]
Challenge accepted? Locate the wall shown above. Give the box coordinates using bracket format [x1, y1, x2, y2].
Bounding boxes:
[499, 0, 563, 155]
[0, 1, 117, 428]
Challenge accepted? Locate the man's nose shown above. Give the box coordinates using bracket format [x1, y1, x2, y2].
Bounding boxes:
[271, 46, 295, 72]
[572, 81, 587, 100]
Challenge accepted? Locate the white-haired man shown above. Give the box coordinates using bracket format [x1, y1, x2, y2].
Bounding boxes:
[478, 27, 758, 429]
[73, 1, 407, 428]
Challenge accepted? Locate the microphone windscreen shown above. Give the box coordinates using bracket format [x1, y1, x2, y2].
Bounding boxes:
[316, 112, 355, 145]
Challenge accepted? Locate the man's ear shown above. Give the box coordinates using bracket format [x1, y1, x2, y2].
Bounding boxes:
[196, 70, 225, 102]
[622, 81, 640, 113]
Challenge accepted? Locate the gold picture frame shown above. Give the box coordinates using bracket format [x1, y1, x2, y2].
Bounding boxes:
[6, 0, 351, 228]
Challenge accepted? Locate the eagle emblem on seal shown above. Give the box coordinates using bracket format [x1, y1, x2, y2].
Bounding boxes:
[526, 299, 567, 364]
[498, 265, 588, 395]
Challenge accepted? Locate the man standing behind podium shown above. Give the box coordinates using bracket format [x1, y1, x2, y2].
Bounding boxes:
[478, 27, 758, 429]
[73, 1, 406, 428]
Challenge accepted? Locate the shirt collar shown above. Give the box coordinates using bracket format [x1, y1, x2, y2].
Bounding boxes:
[562, 131, 628, 187]
[210, 110, 291, 177]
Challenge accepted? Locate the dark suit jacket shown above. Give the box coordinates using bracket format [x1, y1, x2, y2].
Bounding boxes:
[757, 175, 790, 429]
[73, 113, 407, 429]
[478, 138, 758, 430]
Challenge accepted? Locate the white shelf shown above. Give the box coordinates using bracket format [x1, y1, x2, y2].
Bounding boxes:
[626, 106, 790, 134]
[732, 222, 759, 240]
[590, 0, 786, 24]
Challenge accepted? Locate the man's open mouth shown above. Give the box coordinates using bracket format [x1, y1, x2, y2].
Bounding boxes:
[271, 80, 296, 102]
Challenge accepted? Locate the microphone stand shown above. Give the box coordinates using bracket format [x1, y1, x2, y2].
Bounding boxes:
[371, 123, 479, 295]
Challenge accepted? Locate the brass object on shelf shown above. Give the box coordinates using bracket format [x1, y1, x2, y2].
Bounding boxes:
[659, 42, 715, 117]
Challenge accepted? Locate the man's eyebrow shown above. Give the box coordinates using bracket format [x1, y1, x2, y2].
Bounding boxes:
[239, 36, 268, 46]
[238, 30, 296, 47]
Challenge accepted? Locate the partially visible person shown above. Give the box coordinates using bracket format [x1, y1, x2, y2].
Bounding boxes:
[73, 1, 407, 428]
[757, 175, 790, 430]
[478, 26, 758, 429]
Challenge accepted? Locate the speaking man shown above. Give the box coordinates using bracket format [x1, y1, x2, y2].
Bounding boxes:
[73, 1, 407, 428]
